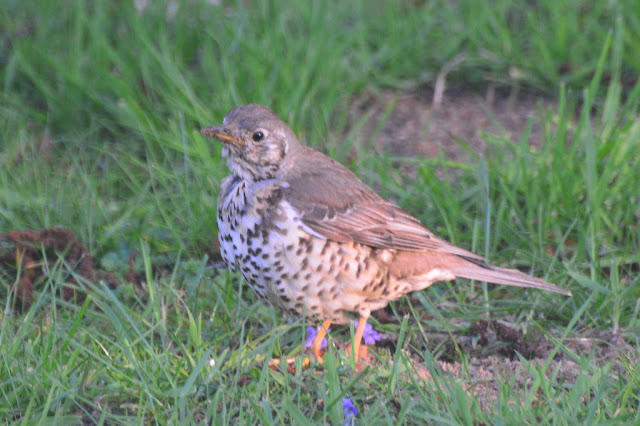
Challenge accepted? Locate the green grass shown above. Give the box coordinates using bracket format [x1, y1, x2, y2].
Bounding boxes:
[1, 0, 640, 423]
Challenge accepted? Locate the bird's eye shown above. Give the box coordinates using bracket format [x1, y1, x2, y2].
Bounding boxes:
[252, 131, 264, 142]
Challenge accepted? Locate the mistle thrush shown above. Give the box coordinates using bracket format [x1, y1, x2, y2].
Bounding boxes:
[201, 104, 571, 363]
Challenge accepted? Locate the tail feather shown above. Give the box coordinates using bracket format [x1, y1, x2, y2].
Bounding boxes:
[451, 264, 571, 296]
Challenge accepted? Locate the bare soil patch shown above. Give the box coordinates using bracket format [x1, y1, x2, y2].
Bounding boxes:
[0, 227, 119, 309]
[409, 326, 635, 411]
[350, 86, 555, 161]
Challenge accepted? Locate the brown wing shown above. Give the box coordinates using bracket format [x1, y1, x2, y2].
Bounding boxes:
[283, 147, 484, 260]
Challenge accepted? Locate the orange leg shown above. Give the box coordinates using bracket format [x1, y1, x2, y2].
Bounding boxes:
[310, 320, 332, 364]
[352, 316, 368, 362]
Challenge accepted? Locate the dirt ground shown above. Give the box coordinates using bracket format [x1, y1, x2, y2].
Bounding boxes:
[0, 228, 122, 310]
[408, 323, 634, 410]
[349, 85, 555, 161]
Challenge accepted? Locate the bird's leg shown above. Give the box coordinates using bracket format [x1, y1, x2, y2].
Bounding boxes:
[310, 320, 332, 364]
[352, 316, 368, 362]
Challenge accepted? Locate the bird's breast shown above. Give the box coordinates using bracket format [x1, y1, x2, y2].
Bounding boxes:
[217, 177, 306, 302]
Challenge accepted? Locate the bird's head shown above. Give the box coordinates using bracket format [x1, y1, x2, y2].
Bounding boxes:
[201, 104, 301, 181]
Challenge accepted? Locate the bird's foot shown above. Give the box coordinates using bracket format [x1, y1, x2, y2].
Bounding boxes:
[346, 344, 371, 372]
[268, 356, 311, 373]
[310, 346, 326, 365]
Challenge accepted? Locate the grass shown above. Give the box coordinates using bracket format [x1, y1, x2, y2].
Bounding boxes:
[1, 0, 639, 423]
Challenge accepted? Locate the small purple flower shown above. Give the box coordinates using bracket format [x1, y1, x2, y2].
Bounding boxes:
[342, 397, 358, 417]
[355, 320, 381, 345]
[305, 326, 330, 348]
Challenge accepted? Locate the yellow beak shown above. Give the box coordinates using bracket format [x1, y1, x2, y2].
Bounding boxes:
[201, 126, 244, 148]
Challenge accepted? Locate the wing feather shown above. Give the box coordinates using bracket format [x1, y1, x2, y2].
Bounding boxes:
[283, 148, 483, 260]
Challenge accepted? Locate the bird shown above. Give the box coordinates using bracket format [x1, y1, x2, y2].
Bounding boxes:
[201, 104, 571, 364]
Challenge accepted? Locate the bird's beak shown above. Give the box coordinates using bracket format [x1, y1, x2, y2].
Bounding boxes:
[201, 126, 245, 148]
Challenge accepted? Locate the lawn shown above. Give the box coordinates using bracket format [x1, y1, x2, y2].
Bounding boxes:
[1, 0, 639, 424]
